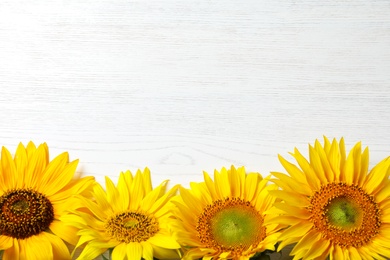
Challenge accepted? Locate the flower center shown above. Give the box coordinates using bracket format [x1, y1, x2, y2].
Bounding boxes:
[197, 198, 266, 256]
[325, 196, 362, 230]
[105, 211, 159, 243]
[309, 183, 381, 248]
[0, 189, 54, 239]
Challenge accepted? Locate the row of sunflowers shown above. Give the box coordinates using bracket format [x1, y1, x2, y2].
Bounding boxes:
[0, 137, 389, 260]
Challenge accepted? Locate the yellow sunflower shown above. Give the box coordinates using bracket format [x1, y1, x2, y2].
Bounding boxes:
[0, 141, 94, 260]
[171, 165, 281, 260]
[269, 137, 390, 259]
[63, 168, 181, 260]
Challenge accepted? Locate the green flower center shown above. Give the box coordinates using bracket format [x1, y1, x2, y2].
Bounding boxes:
[0, 189, 54, 239]
[325, 197, 362, 230]
[211, 206, 261, 247]
[197, 198, 266, 256]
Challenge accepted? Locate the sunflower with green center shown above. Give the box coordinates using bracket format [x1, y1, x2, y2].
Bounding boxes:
[0, 142, 94, 259]
[63, 168, 181, 260]
[171, 165, 281, 260]
[269, 137, 390, 259]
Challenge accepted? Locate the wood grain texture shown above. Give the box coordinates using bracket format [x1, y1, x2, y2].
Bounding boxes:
[0, 1, 390, 259]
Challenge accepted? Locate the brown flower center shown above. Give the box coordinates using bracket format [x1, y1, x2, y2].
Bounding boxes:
[197, 198, 266, 257]
[309, 183, 381, 248]
[0, 189, 54, 239]
[105, 211, 159, 243]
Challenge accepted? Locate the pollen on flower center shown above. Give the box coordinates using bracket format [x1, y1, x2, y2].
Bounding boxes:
[325, 196, 362, 230]
[309, 183, 381, 248]
[0, 189, 54, 239]
[105, 211, 159, 243]
[196, 198, 266, 256]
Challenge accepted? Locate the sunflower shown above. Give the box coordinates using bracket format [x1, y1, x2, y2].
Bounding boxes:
[171, 165, 281, 260]
[269, 137, 390, 259]
[0, 141, 94, 260]
[63, 168, 181, 260]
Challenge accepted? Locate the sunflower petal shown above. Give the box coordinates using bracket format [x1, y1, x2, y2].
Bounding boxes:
[0, 235, 13, 250]
[147, 234, 180, 249]
[3, 238, 19, 260]
[41, 232, 71, 260]
[1, 146, 18, 188]
[214, 167, 231, 198]
[76, 243, 107, 260]
[50, 219, 79, 246]
[141, 241, 153, 260]
[111, 243, 127, 260]
[23, 235, 53, 260]
[127, 242, 142, 260]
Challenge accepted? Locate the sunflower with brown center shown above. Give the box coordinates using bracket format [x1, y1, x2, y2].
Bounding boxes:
[269, 137, 390, 259]
[171, 166, 281, 260]
[0, 142, 94, 260]
[63, 168, 181, 260]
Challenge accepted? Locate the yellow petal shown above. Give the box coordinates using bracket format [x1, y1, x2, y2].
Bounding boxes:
[364, 157, 390, 194]
[126, 242, 142, 260]
[229, 165, 242, 197]
[105, 176, 121, 211]
[38, 152, 68, 191]
[147, 234, 180, 249]
[14, 143, 28, 188]
[50, 220, 79, 246]
[129, 170, 145, 210]
[326, 138, 341, 181]
[23, 235, 53, 260]
[331, 244, 344, 260]
[244, 172, 261, 202]
[268, 190, 310, 207]
[1, 146, 17, 188]
[152, 245, 181, 260]
[49, 176, 95, 203]
[41, 159, 78, 196]
[178, 187, 203, 216]
[272, 202, 310, 219]
[79, 196, 107, 222]
[375, 180, 390, 203]
[76, 243, 107, 260]
[304, 236, 330, 259]
[339, 138, 347, 178]
[111, 243, 127, 260]
[272, 172, 312, 195]
[214, 167, 231, 198]
[41, 232, 71, 260]
[315, 139, 335, 182]
[358, 147, 369, 186]
[342, 148, 355, 185]
[141, 168, 153, 194]
[90, 185, 110, 213]
[203, 171, 218, 200]
[348, 246, 362, 260]
[278, 222, 313, 241]
[0, 235, 13, 250]
[278, 154, 305, 182]
[141, 241, 153, 260]
[140, 181, 168, 213]
[149, 184, 178, 218]
[117, 172, 130, 209]
[3, 238, 19, 260]
[309, 144, 327, 184]
[351, 142, 363, 184]
[26, 143, 49, 189]
[293, 148, 321, 191]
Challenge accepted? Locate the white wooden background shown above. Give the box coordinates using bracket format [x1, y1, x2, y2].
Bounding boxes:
[1, 1, 390, 259]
